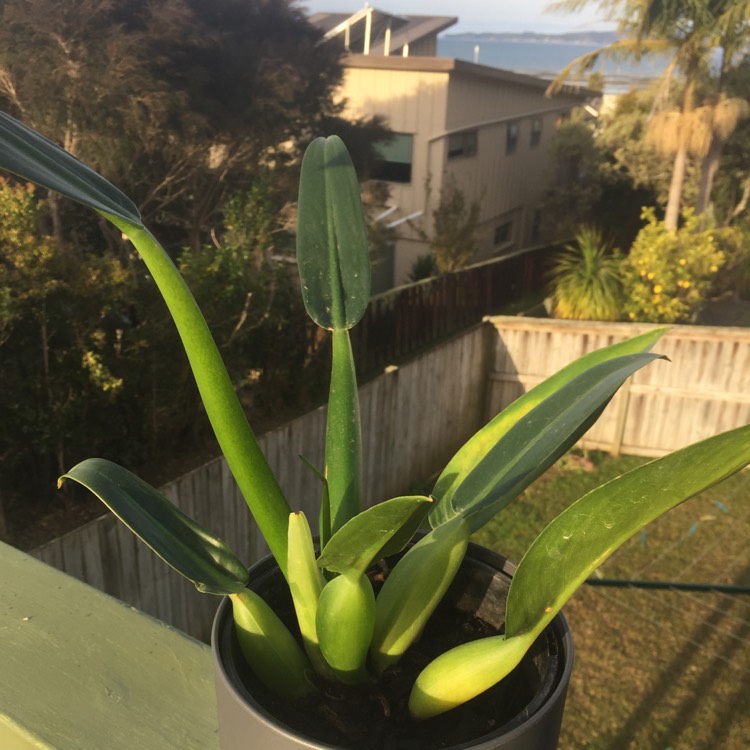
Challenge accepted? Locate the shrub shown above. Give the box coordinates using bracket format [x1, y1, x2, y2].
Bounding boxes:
[621, 208, 725, 323]
[549, 226, 623, 320]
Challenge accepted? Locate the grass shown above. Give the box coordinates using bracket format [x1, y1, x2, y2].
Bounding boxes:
[472, 450, 750, 750]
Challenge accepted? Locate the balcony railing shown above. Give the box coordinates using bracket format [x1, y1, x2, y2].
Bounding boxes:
[0, 541, 218, 750]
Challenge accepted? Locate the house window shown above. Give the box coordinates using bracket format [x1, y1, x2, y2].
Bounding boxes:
[372, 133, 413, 183]
[506, 123, 519, 154]
[494, 221, 513, 247]
[447, 129, 478, 159]
[531, 117, 543, 147]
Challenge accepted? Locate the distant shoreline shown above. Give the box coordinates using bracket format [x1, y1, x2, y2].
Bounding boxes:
[443, 31, 617, 46]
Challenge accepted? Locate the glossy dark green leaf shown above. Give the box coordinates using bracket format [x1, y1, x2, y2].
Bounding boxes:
[0, 111, 141, 225]
[430, 352, 665, 532]
[506, 424, 750, 639]
[296, 136, 370, 330]
[59, 458, 248, 594]
[317, 495, 433, 575]
[431, 328, 667, 511]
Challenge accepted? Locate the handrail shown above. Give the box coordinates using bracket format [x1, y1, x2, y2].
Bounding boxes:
[0, 542, 218, 750]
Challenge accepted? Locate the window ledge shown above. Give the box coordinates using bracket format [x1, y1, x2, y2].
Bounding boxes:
[0, 542, 219, 750]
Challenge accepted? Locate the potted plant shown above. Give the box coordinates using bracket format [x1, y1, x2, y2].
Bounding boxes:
[1, 112, 749, 750]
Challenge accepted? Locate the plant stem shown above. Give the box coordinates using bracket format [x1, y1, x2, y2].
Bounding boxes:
[325, 329, 362, 536]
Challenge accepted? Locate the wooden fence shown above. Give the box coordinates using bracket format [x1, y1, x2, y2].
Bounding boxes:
[31, 324, 492, 640]
[30, 317, 750, 639]
[351, 243, 559, 374]
[485, 317, 750, 456]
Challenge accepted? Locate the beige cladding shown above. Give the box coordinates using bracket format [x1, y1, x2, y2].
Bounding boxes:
[337, 54, 589, 286]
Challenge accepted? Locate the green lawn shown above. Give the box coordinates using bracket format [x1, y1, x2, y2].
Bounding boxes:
[472, 451, 750, 750]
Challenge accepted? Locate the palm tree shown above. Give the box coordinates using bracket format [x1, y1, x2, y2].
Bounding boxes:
[647, 95, 750, 216]
[547, 0, 745, 229]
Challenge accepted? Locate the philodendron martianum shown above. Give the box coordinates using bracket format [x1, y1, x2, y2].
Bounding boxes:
[2, 110, 749, 720]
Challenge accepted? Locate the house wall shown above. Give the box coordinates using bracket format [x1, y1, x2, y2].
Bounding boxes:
[341, 63, 449, 220]
[441, 72, 584, 258]
[340, 57, 587, 284]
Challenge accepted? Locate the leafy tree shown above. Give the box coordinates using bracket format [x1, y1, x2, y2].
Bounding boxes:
[550, 0, 750, 229]
[0, 0, 389, 248]
[549, 226, 623, 320]
[597, 87, 692, 208]
[706, 57, 750, 227]
[0, 179, 140, 510]
[414, 175, 481, 273]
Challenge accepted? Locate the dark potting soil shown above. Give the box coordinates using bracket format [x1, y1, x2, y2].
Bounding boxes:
[230, 561, 550, 750]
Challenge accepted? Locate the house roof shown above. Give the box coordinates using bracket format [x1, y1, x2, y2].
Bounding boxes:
[343, 54, 594, 99]
[309, 9, 457, 55]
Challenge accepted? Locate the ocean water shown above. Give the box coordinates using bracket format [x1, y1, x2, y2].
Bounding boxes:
[437, 37, 672, 91]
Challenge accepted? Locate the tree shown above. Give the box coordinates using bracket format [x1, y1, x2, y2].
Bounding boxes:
[0, 179, 140, 509]
[549, 0, 749, 229]
[0, 0, 390, 249]
[597, 86, 689, 208]
[414, 175, 481, 273]
[538, 119, 607, 241]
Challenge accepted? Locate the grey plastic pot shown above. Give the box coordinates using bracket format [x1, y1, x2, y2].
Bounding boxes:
[212, 540, 573, 750]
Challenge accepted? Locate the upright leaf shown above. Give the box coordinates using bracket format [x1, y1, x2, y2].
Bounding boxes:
[296, 135, 370, 331]
[104, 217, 292, 574]
[287, 512, 331, 678]
[59, 458, 248, 595]
[431, 328, 667, 512]
[430, 352, 665, 532]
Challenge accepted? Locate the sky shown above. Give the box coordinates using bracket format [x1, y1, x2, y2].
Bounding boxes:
[297, 0, 616, 35]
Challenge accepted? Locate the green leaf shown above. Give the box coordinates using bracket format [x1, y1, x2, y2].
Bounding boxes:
[0, 111, 141, 225]
[408, 630, 537, 720]
[230, 589, 316, 699]
[104, 218, 291, 577]
[286, 512, 332, 679]
[317, 495, 433, 575]
[316, 571, 375, 684]
[59, 458, 248, 595]
[325, 328, 363, 534]
[431, 328, 668, 513]
[506, 423, 750, 640]
[0, 111, 291, 576]
[371, 518, 470, 674]
[430, 352, 665, 532]
[298, 455, 332, 549]
[296, 136, 370, 331]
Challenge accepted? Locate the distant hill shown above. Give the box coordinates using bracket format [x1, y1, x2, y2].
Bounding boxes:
[444, 31, 618, 45]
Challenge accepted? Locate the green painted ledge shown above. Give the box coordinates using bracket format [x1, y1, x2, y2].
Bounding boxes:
[0, 542, 219, 749]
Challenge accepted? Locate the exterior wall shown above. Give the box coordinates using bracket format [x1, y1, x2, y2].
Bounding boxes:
[341, 64, 450, 223]
[340, 57, 587, 284]
[441, 71, 584, 255]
